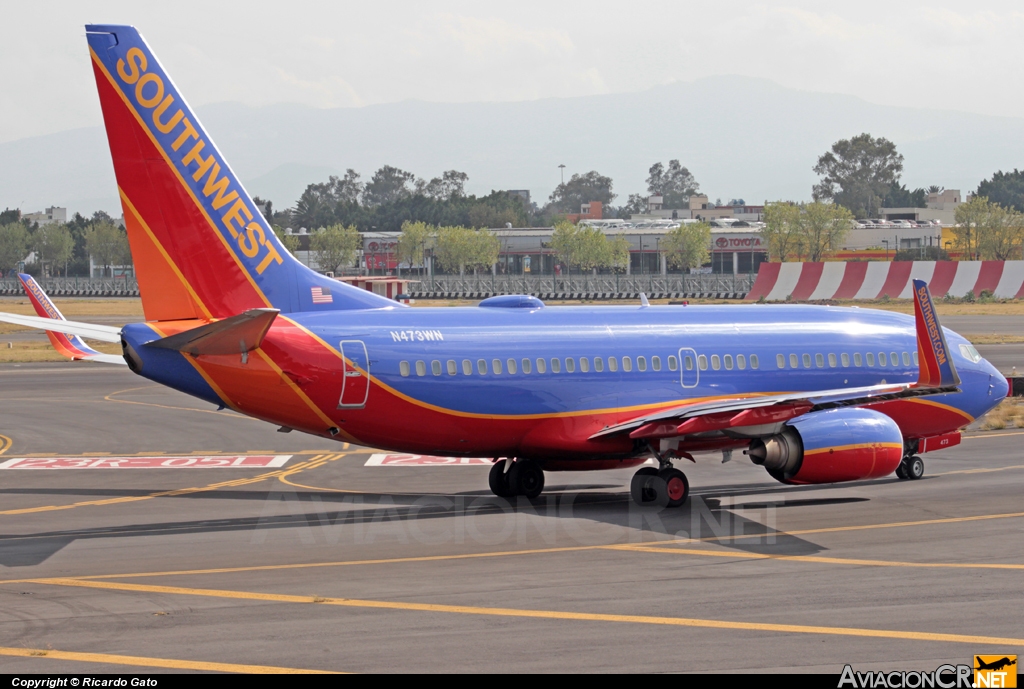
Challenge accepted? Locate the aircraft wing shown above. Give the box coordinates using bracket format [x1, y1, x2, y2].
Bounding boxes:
[0, 274, 126, 365]
[592, 279, 960, 441]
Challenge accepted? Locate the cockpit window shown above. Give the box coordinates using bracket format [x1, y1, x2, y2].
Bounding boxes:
[959, 343, 982, 363]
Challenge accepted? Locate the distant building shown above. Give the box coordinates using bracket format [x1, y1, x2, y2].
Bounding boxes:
[879, 189, 961, 226]
[631, 194, 752, 222]
[565, 201, 603, 224]
[22, 206, 67, 226]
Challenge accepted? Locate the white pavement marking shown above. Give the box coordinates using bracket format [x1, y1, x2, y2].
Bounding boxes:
[365, 453, 493, 466]
[0, 455, 292, 469]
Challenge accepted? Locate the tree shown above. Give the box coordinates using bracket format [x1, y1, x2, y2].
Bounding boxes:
[549, 221, 619, 273]
[952, 195, 990, 260]
[977, 169, 1024, 213]
[622, 194, 648, 216]
[309, 224, 360, 274]
[421, 170, 468, 201]
[0, 222, 28, 277]
[812, 133, 904, 217]
[761, 202, 806, 261]
[396, 220, 433, 270]
[882, 182, 927, 209]
[646, 160, 699, 208]
[607, 235, 631, 271]
[271, 225, 300, 256]
[547, 171, 615, 213]
[434, 226, 497, 275]
[661, 222, 711, 272]
[86, 221, 129, 277]
[33, 223, 75, 276]
[801, 202, 853, 262]
[363, 165, 416, 207]
[293, 170, 363, 229]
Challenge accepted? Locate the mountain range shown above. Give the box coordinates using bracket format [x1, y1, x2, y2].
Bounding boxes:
[3, 75, 1022, 218]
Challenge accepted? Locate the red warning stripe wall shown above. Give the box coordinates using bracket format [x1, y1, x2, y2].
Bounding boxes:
[747, 261, 1024, 301]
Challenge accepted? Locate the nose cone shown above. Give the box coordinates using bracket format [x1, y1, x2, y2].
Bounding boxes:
[987, 359, 1010, 402]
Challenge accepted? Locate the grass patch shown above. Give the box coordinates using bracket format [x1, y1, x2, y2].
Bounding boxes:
[979, 398, 1024, 430]
[0, 339, 121, 363]
[0, 297, 144, 318]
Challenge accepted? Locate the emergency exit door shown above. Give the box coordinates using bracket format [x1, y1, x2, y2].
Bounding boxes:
[338, 340, 370, 408]
[678, 347, 699, 389]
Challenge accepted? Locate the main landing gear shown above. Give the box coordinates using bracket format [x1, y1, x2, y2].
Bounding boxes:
[489, 459, 545, 499]
[630, 447, 690, 508]
[895, 455, 925, 480]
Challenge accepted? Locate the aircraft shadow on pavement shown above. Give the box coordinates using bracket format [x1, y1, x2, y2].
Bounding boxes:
[0, 478, 886, 567]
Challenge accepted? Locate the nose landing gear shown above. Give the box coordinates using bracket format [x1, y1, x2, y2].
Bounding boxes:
[895, 455, 925, 480]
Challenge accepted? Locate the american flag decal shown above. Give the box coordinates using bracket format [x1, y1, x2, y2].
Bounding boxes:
[311, 286, 333, 304]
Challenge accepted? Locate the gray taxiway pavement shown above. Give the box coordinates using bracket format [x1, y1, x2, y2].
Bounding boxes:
[0, 363, 1023, 673]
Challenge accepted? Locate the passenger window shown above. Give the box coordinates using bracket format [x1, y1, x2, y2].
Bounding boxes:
[478, 359, 487, 375]
[828, 353, 837, 368]
[462, 359, 472, 375]
[551, 358, 561, 373]
[594, 357, 604, 372]
[536, 358, 547, 373]
[841, 353, 850, 367]
[711, 355, 721, 371]
[432, 360, 442, 376]
[637, 356, 647, 371]
[724, 354, 733, 370]
[669, 355, 679, 371]
[913, 352, 919, 366]
[777, 354, 785, 368]
[697, 355, 707, 371]
[902, 352, 911, 367]
[815, 353, 824, 368]
[684, 355, 693, 370]
[790, 354, 798, 368]
[878, 352, 887, 367]
[608, 357, 618, 372]
[622, 356, 632, 372]
[565, 358, 575, 373]
[447, 360, 457, 375]
[737, 354, 746, 370]
[580, 357, 590, 372]
[400, 361, 411, 377]
[802, 353, 811, 368]
[854, 353, 863, 367]
[750, 354, 759, 369]
[522, 358, 532, 374]
[416, 361, 427, 376]
[890, 352, 898, 367]
[507, 359, 517, 374]
[652, 356, 662, 371]
[492, 359, 503, 374]
[867, 352, 875, 367]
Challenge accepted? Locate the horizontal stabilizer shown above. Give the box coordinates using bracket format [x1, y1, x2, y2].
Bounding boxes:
[0, 312, 122, 343]
[144, 309, 279, 356]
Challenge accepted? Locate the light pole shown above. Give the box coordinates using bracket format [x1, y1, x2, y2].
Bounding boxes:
[558, 164, 565, 185]
[882, 239, 889, 261]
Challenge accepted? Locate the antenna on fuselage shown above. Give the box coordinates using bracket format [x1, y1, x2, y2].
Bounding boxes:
[639, 293, 650, 308]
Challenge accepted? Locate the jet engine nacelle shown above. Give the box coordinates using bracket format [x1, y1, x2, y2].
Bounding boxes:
[748, 408, 904, 484]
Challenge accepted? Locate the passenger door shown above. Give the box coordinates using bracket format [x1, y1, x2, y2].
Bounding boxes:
[338, 340, 370, 408]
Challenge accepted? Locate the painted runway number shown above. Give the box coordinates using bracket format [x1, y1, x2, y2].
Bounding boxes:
[0, 455, 292, 469]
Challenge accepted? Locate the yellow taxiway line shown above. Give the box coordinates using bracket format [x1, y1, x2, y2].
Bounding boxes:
[24, 578, 1024, 648]
[0, 645, 339, 674]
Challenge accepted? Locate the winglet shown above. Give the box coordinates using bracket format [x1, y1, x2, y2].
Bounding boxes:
[912, 279, 960, 387]
[17, 273, 106, 360]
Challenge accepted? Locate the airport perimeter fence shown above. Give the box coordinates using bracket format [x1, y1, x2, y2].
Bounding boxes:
[407, 274, 752, 300]
[0, 277, 139, 297]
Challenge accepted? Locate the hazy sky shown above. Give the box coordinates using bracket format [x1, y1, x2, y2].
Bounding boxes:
[4, 1, 1024, 144]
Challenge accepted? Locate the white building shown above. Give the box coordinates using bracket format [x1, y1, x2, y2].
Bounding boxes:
[22, 206, 67, 226]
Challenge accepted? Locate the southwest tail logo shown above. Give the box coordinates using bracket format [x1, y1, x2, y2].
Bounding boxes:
[85, 24, 395, 321]
[18, 274, 104, 360]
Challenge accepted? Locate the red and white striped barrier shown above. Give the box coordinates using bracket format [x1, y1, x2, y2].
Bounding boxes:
[747, 261, 1024, 301]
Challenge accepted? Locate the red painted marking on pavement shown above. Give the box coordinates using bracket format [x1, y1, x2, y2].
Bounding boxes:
[365, 454, 493, 466]
[0, 455, 292, 469]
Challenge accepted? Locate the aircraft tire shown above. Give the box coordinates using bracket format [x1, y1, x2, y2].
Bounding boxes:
[657, 467, 690, 508]
[508, 459, 545, 499]
[895, 462, 908, 480]
[488, 461, 514, 498]
[630, 467, 659, 505]
[906, 456, 925, 480]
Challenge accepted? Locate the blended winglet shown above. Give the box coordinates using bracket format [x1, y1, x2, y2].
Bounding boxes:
[912, 278, 960, 387]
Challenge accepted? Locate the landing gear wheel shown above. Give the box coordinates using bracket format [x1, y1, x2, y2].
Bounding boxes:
[657, 467, 690, 508]
[488, 460, 514, 498]
[905, 455, 924, 480]
[895, 462, 908, 480]
[507, 459, 545, 499]
[630, 467, 659, 505]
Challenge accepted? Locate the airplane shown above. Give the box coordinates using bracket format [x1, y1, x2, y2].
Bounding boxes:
[0, 24, 1008, 508]
[976, 657, 1016, 672]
